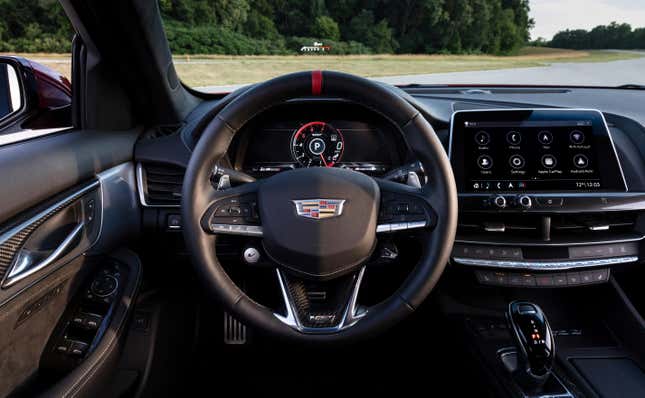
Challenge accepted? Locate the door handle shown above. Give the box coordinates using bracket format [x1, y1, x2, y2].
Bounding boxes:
[3, 221, 85, 288]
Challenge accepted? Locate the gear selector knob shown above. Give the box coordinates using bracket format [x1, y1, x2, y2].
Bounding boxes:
[506, 301, 554, 382]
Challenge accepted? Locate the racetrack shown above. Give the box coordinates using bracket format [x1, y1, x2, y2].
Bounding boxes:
[375, 51, 645, 87]
[198, 51, 645, 92]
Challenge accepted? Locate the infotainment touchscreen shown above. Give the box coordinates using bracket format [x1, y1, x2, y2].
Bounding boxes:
[450, 109, 626, 193]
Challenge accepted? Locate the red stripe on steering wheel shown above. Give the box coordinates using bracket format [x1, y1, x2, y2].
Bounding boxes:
[311, 70, 323, 95]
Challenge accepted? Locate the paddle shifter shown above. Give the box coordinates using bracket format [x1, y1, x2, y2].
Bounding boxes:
[505, 301, 555, 390]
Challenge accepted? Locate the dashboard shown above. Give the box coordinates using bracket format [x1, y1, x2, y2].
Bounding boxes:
[228, 102, 409, 178]
[135, 85, 645, 290]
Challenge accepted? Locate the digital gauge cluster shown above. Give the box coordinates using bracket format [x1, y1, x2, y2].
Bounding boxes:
[291, 121, 344, 167]
[235, 102, 405, 177]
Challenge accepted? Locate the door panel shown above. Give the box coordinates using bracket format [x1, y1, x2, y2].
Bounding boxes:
[0, 179, 101, 295]
[0, 256, 87, 396]
[0, 128, 139, 223]
[0, 129, 139, 396]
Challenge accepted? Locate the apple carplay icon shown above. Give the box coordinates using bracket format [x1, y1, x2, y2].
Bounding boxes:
[541, 154, 557, 169]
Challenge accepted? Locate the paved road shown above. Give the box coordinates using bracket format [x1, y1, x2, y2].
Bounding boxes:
[198, 53, 645, 93]
[376, 53, 645, 87]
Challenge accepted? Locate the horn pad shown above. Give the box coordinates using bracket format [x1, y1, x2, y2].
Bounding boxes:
[258, 167, 379, 279]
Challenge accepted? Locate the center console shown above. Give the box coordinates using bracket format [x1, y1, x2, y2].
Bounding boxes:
[448, 109, 645, 286]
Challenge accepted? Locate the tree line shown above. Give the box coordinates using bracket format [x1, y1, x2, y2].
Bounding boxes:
[547, 22, 645, 50]
[0, 0, 534, 55]
[2, 1, 642, 56]
[162, 0, 534, 55]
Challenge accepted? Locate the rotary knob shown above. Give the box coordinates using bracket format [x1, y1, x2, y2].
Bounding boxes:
[492, 195, 507, 209]
[518, 195, 532, 209]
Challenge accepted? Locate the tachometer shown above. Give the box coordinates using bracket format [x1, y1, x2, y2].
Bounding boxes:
[291, 121, 344, 167]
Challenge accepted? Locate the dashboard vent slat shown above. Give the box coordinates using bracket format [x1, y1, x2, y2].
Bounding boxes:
[457, 211, 637, 243]
[140, 163, 185, 206]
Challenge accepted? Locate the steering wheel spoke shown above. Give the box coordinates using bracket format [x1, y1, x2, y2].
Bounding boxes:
[274, 267, 367, 333]
[200, 180, 264, 237]
[374, 178, 437, 234]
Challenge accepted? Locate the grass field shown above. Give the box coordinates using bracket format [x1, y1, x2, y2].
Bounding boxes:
[3, 48, 642, 87]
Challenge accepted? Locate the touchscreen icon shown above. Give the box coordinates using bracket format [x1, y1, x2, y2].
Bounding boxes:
[570, 130, 585, 144]
[477, 155, 493, 170]
[538, 130, 553, 145]
[573, 154, 589, 168]
[509, 154, 525, 169]
[474, 131, 490, 146]
[541, 154, 557, 169]
[506, 131, 522, 145]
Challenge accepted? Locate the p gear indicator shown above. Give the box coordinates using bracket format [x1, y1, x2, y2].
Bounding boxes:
[291, 121, 344, 167]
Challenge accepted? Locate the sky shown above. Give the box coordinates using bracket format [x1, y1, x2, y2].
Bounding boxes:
[530, 0, 645, 40]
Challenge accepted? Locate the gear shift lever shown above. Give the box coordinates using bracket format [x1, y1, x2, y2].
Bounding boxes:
[505, 301, 555, 390]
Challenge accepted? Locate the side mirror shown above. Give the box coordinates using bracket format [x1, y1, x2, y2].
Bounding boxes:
[0, 56, 72, 133]
[0, 62, 22, 122]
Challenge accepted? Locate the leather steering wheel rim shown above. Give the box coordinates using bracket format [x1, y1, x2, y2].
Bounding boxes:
[181, 71, 458, 342]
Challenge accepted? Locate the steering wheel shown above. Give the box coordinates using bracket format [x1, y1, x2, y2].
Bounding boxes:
[182, 71, 457, 342]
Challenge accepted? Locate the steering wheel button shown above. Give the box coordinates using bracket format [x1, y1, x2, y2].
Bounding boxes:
[411, 203, 425, 214]
[390, 222, 408, 231]
[240, 205, 251, 216]
[245, 226, 263, 236]
[407, 221, 427, 229]
[211, 224, 229, 232]
[376, 224, 391, 233]
[395, 203, 410, 214]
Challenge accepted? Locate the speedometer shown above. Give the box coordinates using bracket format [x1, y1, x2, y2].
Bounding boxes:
[291, 121, 344, 167]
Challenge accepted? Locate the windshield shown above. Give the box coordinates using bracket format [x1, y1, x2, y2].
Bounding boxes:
[158, 1, 645, 92]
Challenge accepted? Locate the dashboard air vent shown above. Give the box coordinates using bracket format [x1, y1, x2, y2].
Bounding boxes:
[458, 211, 638, 243]
[139, 163, 185, 206]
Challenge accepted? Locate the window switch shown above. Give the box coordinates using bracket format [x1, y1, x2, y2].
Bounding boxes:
[55, 342, 70, 354]
[69, 341, 89, 356]
[84, 314, 102, 330]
